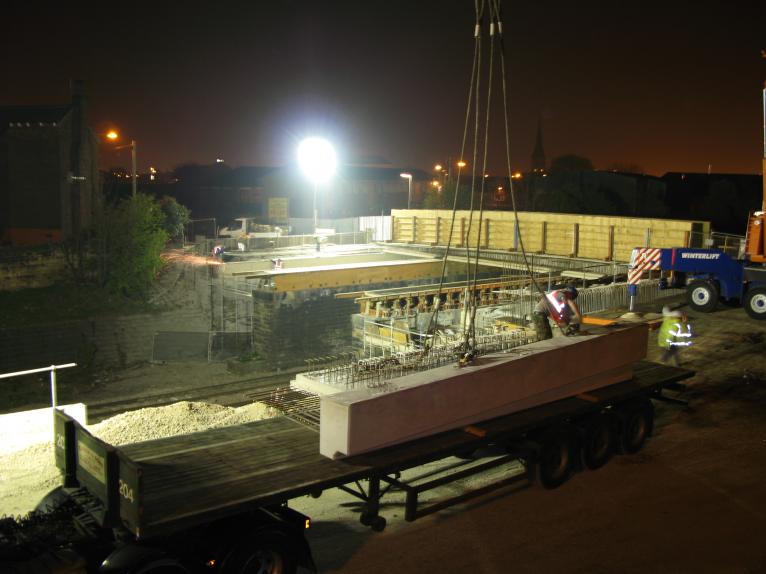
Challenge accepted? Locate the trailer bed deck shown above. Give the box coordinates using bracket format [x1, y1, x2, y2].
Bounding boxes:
[59, 361, 693, 538]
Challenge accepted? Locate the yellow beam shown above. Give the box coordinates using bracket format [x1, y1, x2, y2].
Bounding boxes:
[271, 260, 443, 292]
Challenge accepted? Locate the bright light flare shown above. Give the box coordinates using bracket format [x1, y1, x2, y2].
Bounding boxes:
[106, 130, 119, 140]
[163, 249, 221, 267]
[297, 137, 337, 184]
[457, 160, 467, 168]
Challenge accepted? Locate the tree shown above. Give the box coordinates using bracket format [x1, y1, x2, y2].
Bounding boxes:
[159, 196, 191, 242]
[549, 154, 594, 172]
[96, 193, 168, 298]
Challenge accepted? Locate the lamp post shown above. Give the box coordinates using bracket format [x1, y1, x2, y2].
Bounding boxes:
[297, 137, 337, 233]
[399, 172, 412, 209]
[106, 130, 137, 197]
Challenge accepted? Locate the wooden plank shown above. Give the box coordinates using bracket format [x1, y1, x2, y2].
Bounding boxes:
[582, 316, 617, 326]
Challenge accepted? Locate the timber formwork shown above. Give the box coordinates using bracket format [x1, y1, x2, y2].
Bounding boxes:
[391, 209, 710, 262]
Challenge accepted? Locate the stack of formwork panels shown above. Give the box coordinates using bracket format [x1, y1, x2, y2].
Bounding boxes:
[391, 209, 710, 262]
[293, 324, 648, 459]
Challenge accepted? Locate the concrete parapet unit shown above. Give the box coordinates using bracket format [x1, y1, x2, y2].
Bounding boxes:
[306, 323, 648, 458]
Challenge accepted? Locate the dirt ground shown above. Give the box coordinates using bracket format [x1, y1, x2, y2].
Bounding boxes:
[289, 304, 766, 573]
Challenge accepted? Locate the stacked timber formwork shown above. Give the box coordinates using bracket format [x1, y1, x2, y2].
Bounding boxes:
[391, 210, 710, 262]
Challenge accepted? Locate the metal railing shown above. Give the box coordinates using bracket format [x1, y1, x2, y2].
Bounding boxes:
[0, 363, 77, 407]
[353, 278, 683, 357]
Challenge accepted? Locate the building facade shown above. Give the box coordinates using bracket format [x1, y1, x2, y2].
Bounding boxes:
[0, 81, 100, 246]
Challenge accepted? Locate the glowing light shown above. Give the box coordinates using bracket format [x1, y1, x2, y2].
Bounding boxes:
[399, 172, 412, 181]
[512, 172, 523, 179]
[457, 160, 466, 168]
[297, 137, 337, 183]
[434, 164, 443, 171]
[216, 158, 224, 163]
[431, 180, 439, 187]
[106, 130, 119, 140]
[305, 518, 311, 529]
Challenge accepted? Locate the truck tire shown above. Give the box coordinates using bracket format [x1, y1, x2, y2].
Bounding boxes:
[686, 281, 718, 312]
[744, 287, 766, 320]
[528, 430, 574, 489]
[580, 415, 615, 470]
[221, 537, 296, 574]
[618, 400, 654, 454]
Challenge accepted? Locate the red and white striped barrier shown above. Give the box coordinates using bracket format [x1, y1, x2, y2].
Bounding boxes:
[628, 247, 661, 284]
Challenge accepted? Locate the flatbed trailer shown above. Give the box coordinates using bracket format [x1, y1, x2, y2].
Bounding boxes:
[5, 361, 693, 574]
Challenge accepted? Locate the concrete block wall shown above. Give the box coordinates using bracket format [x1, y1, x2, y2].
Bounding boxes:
[251, 290, 358, 368]
[0, 250, 67, 291]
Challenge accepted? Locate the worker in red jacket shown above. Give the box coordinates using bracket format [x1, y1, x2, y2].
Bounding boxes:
[532, 286, 582, 340]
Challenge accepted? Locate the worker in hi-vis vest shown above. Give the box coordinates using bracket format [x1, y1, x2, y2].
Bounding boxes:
[532, 286, 582, 340]
[658, 306, 693, 366]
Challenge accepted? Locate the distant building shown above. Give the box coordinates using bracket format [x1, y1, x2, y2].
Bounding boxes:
[0, 81, 100, 246]
[162, 161, 430, 226]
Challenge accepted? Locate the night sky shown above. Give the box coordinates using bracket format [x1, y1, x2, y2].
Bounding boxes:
[2, 0, 764, 176]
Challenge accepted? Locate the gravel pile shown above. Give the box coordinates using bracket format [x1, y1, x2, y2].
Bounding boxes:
[0, 401, 277, 517]
[88, 401, 277, 445]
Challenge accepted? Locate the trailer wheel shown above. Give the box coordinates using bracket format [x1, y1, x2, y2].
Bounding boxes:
[528, 430, 574, 489]
[619, 400, 654, 454]
[222, 537, 296, 574]
[359, 513, 387, 532]
[580, 415, 615, 470]
[744, 287, 766, 320]
[686, 281, 718, 312]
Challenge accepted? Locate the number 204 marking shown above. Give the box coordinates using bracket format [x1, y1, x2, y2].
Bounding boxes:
[119, 479, 135, 503]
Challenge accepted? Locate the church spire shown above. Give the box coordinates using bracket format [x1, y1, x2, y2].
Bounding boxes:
[531, 115, 546, 173]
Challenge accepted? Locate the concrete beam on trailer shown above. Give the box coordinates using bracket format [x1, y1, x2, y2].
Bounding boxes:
[296, 323, 650, 458]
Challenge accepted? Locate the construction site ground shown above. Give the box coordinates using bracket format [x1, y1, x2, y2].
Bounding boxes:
[3, 297, 765, 572]
[288, 302, 766, 574]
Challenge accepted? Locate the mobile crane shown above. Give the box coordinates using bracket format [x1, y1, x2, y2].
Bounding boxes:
[630, 81, 766, 319]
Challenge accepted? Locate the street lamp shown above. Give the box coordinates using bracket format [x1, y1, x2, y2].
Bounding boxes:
[399, 173, 413, 209]
[106, 130, 137, 197]
[297, 137, 337, 233]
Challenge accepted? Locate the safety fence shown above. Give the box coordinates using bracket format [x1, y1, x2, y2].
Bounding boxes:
[354, 279, 684, 357]
[152, 330, 254, 363]
[495, 280, 683, 324]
